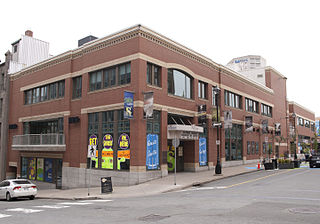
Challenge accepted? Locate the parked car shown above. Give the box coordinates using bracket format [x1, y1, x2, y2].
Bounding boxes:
[0, 179, 37, 201]
[309, 155, 320, 168]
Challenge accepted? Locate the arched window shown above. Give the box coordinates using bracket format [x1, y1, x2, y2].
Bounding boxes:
[168, 69, 193, 99]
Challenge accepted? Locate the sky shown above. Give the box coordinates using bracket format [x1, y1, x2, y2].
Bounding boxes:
[1, 0, 319, 116]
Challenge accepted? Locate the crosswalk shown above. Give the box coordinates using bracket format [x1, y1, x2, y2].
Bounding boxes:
[0, 199, 113, 219]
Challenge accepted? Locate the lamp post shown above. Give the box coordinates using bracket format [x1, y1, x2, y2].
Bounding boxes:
[213, 86, 221, 175]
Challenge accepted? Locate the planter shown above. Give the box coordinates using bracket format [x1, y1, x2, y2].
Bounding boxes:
[294, 160, 300, 168]
[264, 162, 275, 170]
[279, 163, 294, 169]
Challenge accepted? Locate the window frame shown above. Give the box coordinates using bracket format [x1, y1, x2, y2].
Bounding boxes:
[147, 63, 161, 87]
[198, 81, 208, 99]
[167, 69, 193, 99]
[72, 76, 82, 99]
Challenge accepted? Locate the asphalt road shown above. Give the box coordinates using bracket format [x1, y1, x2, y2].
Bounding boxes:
[0, 167, 319, 224]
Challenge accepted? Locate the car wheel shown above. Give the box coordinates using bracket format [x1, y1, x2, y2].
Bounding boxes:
[29, 195, 35, 200]
[6, 192, 11, 201]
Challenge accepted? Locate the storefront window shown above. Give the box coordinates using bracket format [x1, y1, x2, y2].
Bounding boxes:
[225, 124, 243, 161]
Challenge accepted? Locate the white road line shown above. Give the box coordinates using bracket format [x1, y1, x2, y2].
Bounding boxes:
[34, 205, 70, 209]
[179, 186, 227, 192]
[0, 214, 11, 218]
[6, 208, 43, 214]
[79, 200, 113, 203]
[58, 202, 93, 205]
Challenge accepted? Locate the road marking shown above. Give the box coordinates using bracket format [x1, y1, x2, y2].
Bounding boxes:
[0, 214, 11, 218]
[6, 208, 43, 214]
[261, 196, 320, 201]
[58, 202, 93, 205]
[34, 205, 70, 209]
[179, 186, 227, 192]
[224, 169, 294, 189]
[79, 200, 113, 203]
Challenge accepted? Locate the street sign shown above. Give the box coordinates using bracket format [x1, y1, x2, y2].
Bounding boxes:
[216, 140, 220, 145]
[87, 145, 97, 158]
[172, 138, 180, 148]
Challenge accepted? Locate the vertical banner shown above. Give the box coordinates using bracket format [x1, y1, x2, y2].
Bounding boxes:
[199, 137, 207, 166]
[262, 120, 269, 134]
[316, 120, 320, 136]
[29, 158, 36, 180]
[144, 92, 154, 118]
[124, 91, 134, 119]
[167, 146, 175, 172]
[37, 158, 44, 181]
[224, 111, 232, 129]
[88, 134, 98, 168]
[198, 105, 207, 124]
[245, 116, 253, 132]
[275, 123, 281, 136]
[44, 158, 53, 182]
[212, 107, 220, 124]
[146, 134, 159, 170]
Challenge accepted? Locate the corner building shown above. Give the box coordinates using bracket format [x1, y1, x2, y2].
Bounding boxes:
[7, 25, 289, 189]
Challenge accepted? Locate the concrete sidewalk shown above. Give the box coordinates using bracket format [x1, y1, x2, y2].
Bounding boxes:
[37, 163, 261, 200]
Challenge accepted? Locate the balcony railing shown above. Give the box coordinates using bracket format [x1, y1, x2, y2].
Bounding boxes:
[12, 134, 65, 146]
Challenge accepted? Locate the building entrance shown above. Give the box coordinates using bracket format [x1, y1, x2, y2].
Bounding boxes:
[167, 140, 184, 172]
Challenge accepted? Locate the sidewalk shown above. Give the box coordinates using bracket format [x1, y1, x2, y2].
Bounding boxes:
[37, 163, 261, 200]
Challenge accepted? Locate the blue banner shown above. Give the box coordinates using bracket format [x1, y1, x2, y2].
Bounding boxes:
[199, 137, 207, 166]
[146, 134, 159, 170]
[316, 120, 320, 136]
[124, 91, 134, 119]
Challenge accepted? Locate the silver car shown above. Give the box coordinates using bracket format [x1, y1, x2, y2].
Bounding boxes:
[0, 179, 37, 201]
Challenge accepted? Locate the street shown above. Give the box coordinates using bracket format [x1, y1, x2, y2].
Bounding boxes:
[0, 167, 320, 223]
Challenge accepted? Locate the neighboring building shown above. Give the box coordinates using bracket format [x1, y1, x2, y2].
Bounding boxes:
[9, 30, 50, 74]
[0, 52, 11, 181]
[5, 25, 300, 189]
[226, 55, 267, 86]
[288, 101, 316, 155]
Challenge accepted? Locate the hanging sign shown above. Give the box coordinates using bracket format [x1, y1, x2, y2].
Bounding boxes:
[199, 137, 207, 166]
[146, 134, 159, 170]
[144, 92, 154, 118]
[198, 104, 207, 124]
[118, 133, 130, 150]
[275, 123, 281, 136]
[262, 120, 269, 134]
[124, 91, 134, 119]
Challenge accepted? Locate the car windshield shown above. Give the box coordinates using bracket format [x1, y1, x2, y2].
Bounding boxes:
[13, 180, 31, 185]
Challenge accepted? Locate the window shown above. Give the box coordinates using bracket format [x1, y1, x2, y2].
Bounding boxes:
[224, 90, 242, 109]
[72, 76, 82, 99]
[261, 103, 272, 117]
[225, 124, 243, 161]
[247, 141, 251, 155]
[147, 63, 161, 87]
[311, 122, 315, 132]
[168, 69, 193, 99]
[14, 45, 17, 53]
[305, 120, 310, 128]
[245, 98, 259, 113]
[89, 62, 131, 92]
[24, 80, 65, 105]
[198, 81, 207, 99]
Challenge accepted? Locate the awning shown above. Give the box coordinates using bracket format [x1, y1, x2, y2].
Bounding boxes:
[167, 124, 203, 140]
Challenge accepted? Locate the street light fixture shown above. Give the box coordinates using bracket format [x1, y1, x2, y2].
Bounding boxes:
[212, 86, 221, 175]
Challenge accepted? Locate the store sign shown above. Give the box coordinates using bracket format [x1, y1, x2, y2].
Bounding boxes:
[103, 134, 113, 149]
[245, 116, 253, 132]
[199, 137, 207, 166]
[124, 91, 134, 119]
[180, 132, 199, 140]
[146, 134, 159, 170]
[118, 133, 130, 149]
[224, 111, 232, 129]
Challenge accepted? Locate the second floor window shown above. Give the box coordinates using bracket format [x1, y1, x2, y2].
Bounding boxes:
[168, 69, 193, 99]
[224, 90, 242, 109]
[147, 63, 161, 87]
[261, 103, 272, 117]
[72, 76, 82, 99]
[198, 81, 207, 99]
[245, 98, 259, 113]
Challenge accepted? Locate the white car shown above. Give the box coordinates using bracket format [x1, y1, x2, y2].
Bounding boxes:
[0, 179, 37, 201]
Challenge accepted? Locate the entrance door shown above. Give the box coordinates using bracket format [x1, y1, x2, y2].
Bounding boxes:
[167, 141, 184, 172]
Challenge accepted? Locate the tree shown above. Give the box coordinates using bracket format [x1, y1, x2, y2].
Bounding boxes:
[313, 133, 318, 153]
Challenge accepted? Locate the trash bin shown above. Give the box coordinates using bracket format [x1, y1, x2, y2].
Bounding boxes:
[101, 177, 113, 194]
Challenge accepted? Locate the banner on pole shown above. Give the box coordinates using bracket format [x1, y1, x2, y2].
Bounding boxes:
[245, 116, 253, 132]
[144, 92, 154, 118]
[224, 111, 232, 129]
[124, 91, 134, 119]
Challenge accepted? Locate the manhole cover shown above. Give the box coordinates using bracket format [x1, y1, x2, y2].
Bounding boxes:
[138, 214, 170, 222]
[288, 208, 320, 214]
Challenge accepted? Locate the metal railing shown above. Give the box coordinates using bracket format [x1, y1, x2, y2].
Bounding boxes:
[12, 134, 65, 146]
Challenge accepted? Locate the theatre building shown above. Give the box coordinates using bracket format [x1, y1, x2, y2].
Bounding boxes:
[7, 25, 291, 189]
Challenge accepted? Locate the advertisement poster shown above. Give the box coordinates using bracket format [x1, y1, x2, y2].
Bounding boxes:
[28, 158, 36, 180]
[117, 150, 130, 170]
[102, 134, 113, 169]
[124, 91, 134, 119]
[167, 146, 175, 172]
[146, 134, 159, 170]
[199, 137, 207, 166]
[44, 158, 53, 183]
[118, 133, 130, 150]
[245, 116, 253, 132]
[275, 123, 281, 136]
[212, 107, 220, 124]
[37, 158, 44, 181]
[144, 92, 154, 118]
[224, 111, 232, 129]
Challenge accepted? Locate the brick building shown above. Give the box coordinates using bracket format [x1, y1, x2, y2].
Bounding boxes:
[6, 25, 310, 189]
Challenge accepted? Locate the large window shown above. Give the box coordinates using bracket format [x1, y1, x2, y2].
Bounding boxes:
[89, 62, 131, 92]
[261, 103, 272, 117]
[198, 81, 208, 99]
[24, 80, 65, 105]
[224, 90, 242, 109]
[245, 98, 259, 113]
[147, 63, 161, 87]
[72, 76, 82, 99]
[225, 124, 243, 161]
[168, 69, 193, 99]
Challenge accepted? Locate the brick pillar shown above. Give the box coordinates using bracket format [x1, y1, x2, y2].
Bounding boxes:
[160, 110, 168, 176]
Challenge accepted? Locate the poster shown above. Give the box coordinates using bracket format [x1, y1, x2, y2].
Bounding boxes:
[44, 158, 53, 182]
[117, 150, 130, 170]
[146, 134, 159, 170]
[144, 92, 154, 118]
[275, 123, 281, 136]
[37, 158, 44, 181]
[245, 116, 253, 132]
[124, 91, 134, 119]
[262, 120, 268, 134]
[29, 158, 36, 180]
[118, 133, 130, 150]
[199, 137, 207, 166]
[102, 134, 113, 169]
[167, 146, 175, 172]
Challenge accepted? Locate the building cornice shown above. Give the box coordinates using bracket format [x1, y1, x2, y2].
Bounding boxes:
[288, 101, 315, 116]
[265, 66, 287, 79]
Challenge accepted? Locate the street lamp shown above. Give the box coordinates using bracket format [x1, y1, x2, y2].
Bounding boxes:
[212, 86, 221, 175]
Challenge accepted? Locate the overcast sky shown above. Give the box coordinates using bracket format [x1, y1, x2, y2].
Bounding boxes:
[1, 0, 319, 116]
